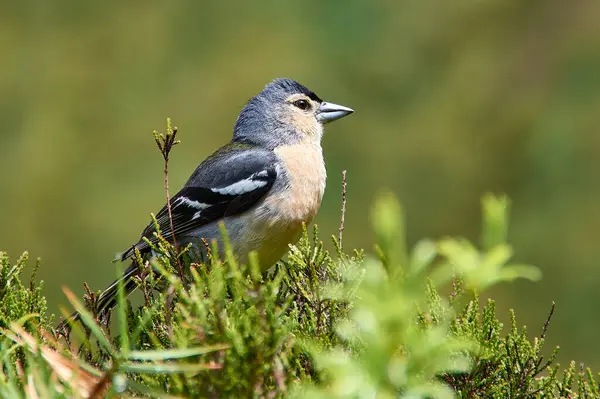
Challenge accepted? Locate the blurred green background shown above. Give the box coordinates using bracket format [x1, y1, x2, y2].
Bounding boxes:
[2, 0, 600, 368]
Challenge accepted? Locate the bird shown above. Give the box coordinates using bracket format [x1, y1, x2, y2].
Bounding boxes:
[59, 78, 353, 328]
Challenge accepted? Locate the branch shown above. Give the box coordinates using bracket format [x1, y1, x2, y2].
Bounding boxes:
[153, 118, 185, 282]
[338, 170, 348, 250]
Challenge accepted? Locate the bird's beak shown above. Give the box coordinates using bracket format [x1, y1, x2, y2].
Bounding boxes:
[316, 101, 354, 123]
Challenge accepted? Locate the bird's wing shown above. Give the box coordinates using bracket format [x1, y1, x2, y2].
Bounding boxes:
[119, 145, 278, 260]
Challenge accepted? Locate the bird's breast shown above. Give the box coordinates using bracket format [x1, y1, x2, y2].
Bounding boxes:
[271, 143, 327, 224]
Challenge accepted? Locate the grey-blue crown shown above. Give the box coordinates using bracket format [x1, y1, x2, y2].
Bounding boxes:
[233, 78, 322, 144]
[262, 78, 323, 103]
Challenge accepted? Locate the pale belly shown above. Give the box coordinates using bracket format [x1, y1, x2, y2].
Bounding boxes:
[234, 215, 305, 270]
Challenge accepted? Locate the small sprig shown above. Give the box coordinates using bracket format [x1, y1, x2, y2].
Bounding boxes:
[153, 118, 185, 282]
[338, 170, 348, 251]
[153, 118, 180, 162]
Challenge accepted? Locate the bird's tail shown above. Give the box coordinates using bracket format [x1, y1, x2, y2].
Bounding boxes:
[57, 263, 139, 333]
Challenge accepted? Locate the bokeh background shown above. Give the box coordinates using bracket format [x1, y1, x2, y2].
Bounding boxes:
[2, 1, 600, 368]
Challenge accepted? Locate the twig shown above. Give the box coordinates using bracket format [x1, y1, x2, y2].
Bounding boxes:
[164, 284, 176, 336]
[153, 118, 185, 283]
[540, 301, 556, 340]
[338, 170, 347, 250]
[82, 282, 98, 321]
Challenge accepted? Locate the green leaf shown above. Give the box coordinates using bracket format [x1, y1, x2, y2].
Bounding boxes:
[437, 239, 479, 274]
[125, 344, 229, 361]
[116, 263, 129, 353]
[481, 193, 510, 251]
[409, 239, 437, 276]
[481, 244, 513, 272]
[119, 362, 220, 374]
[498, 264, 542, 282]
[371, 191, 407, 270]
[62, 286, 114, 354]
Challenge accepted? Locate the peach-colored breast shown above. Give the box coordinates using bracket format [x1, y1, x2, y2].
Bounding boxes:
[272, 143, 327, 223]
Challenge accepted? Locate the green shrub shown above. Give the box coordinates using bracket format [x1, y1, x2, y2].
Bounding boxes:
[2, 193, 597, 398]
[1, 121, 597, 398]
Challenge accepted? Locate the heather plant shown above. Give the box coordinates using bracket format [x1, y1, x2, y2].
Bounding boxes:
[1, 121, 598, 398]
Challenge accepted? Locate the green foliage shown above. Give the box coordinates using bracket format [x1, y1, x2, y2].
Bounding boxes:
[294, 194, 545, 399]
[0, 251, 50, 331]
[1, 193, 599, 398]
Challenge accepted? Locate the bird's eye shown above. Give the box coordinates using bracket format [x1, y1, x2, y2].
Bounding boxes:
[293, 99, 311, 111]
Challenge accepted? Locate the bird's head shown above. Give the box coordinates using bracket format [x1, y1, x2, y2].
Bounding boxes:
[233, 78, 354, 148]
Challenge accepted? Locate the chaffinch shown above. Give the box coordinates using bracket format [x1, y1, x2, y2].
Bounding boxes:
[62, 78, 353, 326]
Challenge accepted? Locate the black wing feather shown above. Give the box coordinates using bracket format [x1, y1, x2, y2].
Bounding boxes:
[119, 147, 277, 260]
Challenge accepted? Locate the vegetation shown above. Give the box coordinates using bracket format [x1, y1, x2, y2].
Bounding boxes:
[1, 122, 598, 398]
[2, 194, 598, 398]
